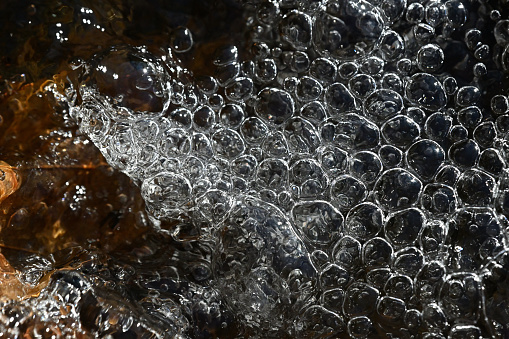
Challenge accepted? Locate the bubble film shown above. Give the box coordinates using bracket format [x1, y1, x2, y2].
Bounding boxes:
[3, 0, 509, 337]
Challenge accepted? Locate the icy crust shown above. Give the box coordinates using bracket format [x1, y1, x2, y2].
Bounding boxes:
[64, 0, 509, 337]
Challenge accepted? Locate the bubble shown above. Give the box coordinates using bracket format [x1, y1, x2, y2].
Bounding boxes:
[407, 107, 427, 125]
[435, 164, 460, 186]
[406, 139, 445, 180]
[417, 44, 444, 72]
[473, 121, 497, 148]
[193, 105, 215, 131]
[360, 56, 384, 75]
[363, 237, 393, 268]
[385, 274, 413, 300]
[421, 183, 457, 216]
[384, 0, 407, 19]
[494, 20, 509, 46]
[404, 309, 423, 330]
[381, 73, 403, 93]
[318, 145, 349, 174]
[347, 316, 375, 338]
[443, 76, 458, 95]
[496, 114, 509, 133]
[377, 296, 406, 321]
[284, 117, 321, 153]
[82, 45, 171, 119]
[225, 77, 254, 102]
[253, 59, 276, 83]
[502, 45, 509, 71]
[464, 28, 482, 50]
[170, 27, 193, 53]
[425, 1, 445, 27]
[397, 58, 413, 75]
[365, 89, 404, 123]
[321, 288, 345, 313]
[240, 117, 269, 144]
[290, 159, 327, 197]
[343, 282, 379, 317]
[440, 273, 481, 322]
[393, 247, 425, 276]
[448, 139, 480, 168]
[314, 0, 385, 59]
[309, 57, 337, 84]
[348, 74, 376, 98]
[382, 115, 421, 146]
[366, 267, 391, 290]
[473, 62, 487, 78]
[425, 112, 452, 141]
[256, 0, 280, 25]
[283, 76, 299, 92]
[330, 175, 367, 210]
[262, 131, 289, 158]
[215, 63, 240, 87]
[448, 124, 468, 142]
[219, 103, 245, 128]
[479, 148, 506, 175]
[349, 151, 382, 184]
[290, 51, 310, 73]
[213, 45, 238, 66]
[374, 169, 423, 210]
[296, 76, 323, 101]
[456, 169, 496, 206]
[413, 23, 435, 44]
[311, 249, 329, 269]
[195, 76, 217, 96]
[141, 172, 191, 217]
[255, 87, 295, 124]
[231, 155, 257, 178]
[332, 236, 361, 270]
[378, 145, 402, 168]
[338, 61, 359, 79]
[292, 201, 343, 247]
[168, 108, 192, 129]
[256, 158, 289, 189]
[324, 83, 358, 115]
[405, 73, 447, 111]
[491, 95, 509, 115]
[191, 133, 214, 158]
[444, 0, 467, 28]
[345, 202, 384, 241]
[385, 208, 425, 246]
[456, 86, 481, 107]
[280, 10, 313, 51]
[406, 3, 425, 23]
[300, 101, 327, 123]
[474, 44, 489, 61]
[211, 129, 245, 159]
[319, 263, 350, 289]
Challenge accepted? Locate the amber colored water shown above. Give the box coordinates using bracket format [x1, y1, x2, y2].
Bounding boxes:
[0, 0, 246, 337]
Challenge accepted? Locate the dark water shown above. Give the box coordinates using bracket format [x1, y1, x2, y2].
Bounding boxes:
[1, 0, 509, 338]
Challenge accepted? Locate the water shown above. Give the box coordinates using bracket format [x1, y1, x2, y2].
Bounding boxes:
[1, 0, 509, 337]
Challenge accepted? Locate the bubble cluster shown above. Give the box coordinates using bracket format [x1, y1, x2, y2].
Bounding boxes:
[66, 0, 509, 337]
